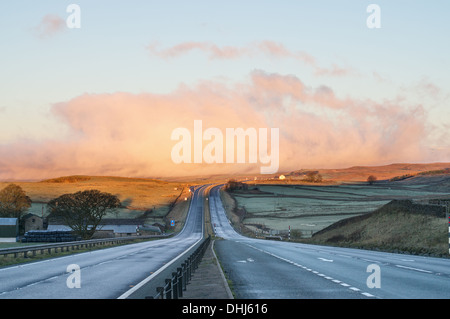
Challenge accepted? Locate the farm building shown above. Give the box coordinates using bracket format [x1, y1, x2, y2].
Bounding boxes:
[0, 218, 19, 242]
[47, 218, 161, 238]
[23, 213, 44, 232]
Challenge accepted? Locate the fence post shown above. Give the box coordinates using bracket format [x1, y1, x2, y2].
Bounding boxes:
[187, 256, 192, 282]
[181, 263, 187, 291]
[165, 279, 172, 299]
[144, 236, 212, 299]
[172, 272, 178, 299]
[177, 267, 183, 298]
[156, 287, 164, 299]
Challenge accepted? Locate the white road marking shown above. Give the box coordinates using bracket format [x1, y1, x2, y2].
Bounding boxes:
[244, 243, 378, 299]
[395, 264, 432, 274]
[318, 258, 333, 262]
[362, 258, 380, 263]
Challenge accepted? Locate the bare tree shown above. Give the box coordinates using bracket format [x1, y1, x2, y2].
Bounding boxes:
[367, 175, 377, 185]
[47, 190, 121, 239]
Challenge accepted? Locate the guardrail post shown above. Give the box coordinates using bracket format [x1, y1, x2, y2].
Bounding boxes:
[187, 257, 191, 282]
[172, 272, 178, 299]
[177, 267, 183, 298]
[165, 278, 172, 299]
[142, 236, 212, 299]
[181, 263, 187, 291]
[156, 287, 164, 299]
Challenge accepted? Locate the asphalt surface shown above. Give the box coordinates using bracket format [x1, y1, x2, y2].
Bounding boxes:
[0, 185, 206, 299]
[209, 185, 450, 299]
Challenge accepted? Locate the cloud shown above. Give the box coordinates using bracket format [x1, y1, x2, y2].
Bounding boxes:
[148, 41, 354, 77]
[0, 70, 442, 181]
[147, 42, 247, 60]
[34, 14, 65, 39]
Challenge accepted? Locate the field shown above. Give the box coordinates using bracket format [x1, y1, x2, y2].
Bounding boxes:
[225, 174, 450, 238]
[306, 199, 449, 256]
[0, 175, 195, 225]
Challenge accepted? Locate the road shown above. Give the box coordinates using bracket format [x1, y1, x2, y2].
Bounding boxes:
[0, 185, 206, 299]
[209, 185, 450, 299]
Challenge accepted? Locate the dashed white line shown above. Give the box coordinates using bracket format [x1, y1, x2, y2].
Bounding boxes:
[244, 243, 377, 298]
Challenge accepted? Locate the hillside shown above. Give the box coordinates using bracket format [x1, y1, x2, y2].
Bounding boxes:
[288, 162, 450, 182]
[0, 175, 194, 222]
[305, 199, 449, 257]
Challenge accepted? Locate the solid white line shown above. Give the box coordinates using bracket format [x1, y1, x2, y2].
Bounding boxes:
[395, 264, 432, 273]
[118, 238, 202, 299]
[117, 187, 205, 299]
[210, 240, 234, 299]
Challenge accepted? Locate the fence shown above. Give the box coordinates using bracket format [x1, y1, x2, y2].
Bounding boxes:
[0, 234, 171, 259]
[146, 235, 211, 299]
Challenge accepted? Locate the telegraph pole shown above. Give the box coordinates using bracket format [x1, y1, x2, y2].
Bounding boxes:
[446, 202, 449, 255]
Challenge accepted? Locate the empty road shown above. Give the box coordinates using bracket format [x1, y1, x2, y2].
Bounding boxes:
[0, 185, 206, 299]
[209, 185, 450, 299]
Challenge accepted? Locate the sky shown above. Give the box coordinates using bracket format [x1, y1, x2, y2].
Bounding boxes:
[0, 1, 449, 180]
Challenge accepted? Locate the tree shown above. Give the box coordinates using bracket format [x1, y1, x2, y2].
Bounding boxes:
[367, 175, 377, 185]
[47, 190, 121, 239]
[0, 184, 31, 219]
[304, 171, 322, 183]
[225, 179, 247, 191]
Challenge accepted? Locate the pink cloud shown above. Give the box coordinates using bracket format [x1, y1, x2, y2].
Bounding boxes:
[0, 71, 441, 181]
[147, 41, 249, 60]
[34, 14, 65, 39]
[148, 41, 354, 77]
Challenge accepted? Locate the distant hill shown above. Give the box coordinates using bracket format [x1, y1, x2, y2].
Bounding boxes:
[40, 175, 167, 184]
[306, 199, 449, 257]
[40, 175, 91, 183]
[289, 162, 450, 182]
